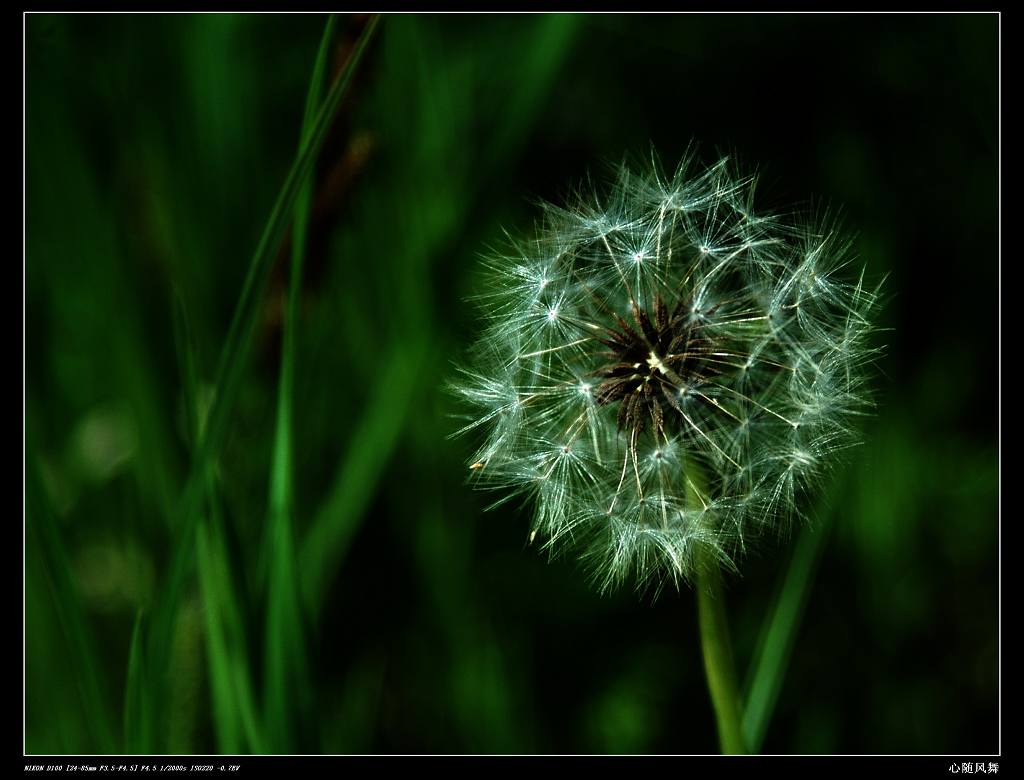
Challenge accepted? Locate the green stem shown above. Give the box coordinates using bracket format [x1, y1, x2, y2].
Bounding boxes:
[696, 551, 747, 755]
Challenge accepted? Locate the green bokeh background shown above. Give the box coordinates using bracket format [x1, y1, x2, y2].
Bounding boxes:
[25, 13, 998, 754]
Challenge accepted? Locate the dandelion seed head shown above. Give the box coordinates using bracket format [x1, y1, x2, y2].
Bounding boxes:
[452, 151, 882, 593]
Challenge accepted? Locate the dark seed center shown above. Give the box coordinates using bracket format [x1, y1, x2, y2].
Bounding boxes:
[592, 294, 711, 439]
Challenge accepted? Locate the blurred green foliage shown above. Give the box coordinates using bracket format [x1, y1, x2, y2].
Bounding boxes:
[25, 13, 997, 754]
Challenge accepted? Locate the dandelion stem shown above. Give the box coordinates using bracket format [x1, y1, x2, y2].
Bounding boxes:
[696, 552, 747, 755]
[687, 462, 746, 755]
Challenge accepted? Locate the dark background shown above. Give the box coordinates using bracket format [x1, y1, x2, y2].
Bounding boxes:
[25, 13, 998, 754]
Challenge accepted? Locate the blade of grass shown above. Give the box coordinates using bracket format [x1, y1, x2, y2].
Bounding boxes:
[480, 14, 579, 172]
[175, 292, 266, 754]
[196, 520, 267, 754]
[741, 519, 831, 753]
[196, 512, 267, 754]
[262, 14, 337, 752]
[25, 458, 117, 754]
[299, 16, 577, 612]
[195, 525, 241, 753]
[174, 290, 237, 751]
[123, 611, 153, 753]
[147, 15, 381, 738]
[300, 339, 430, 612]
[172, 290, 202, 453]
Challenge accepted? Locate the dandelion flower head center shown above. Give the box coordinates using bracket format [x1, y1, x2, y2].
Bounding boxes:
[593, 295, 721, 442]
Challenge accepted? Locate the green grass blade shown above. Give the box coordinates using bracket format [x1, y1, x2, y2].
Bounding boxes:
[123, 611, 153, 753]
[198, 537, 269, 752]
[741, 520, 831, 753]
[176, 291, 266, 754]
[195, 523, 240, 753]
[481, 14, 579, 171]
[262, 13, 338, 752]
[147, 16, 381, 732]
[175, 290, 240, 752]
[196, 515, 268, 754]
[25, 460, 118, 754]
[172, 289, 201, 450]
[299, 15, 577, 614]
[300, 340, 429, 611]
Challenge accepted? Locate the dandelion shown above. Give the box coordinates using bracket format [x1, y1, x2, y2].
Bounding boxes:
[455, 151, 881, 593]
[452, 150, 882, 752]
